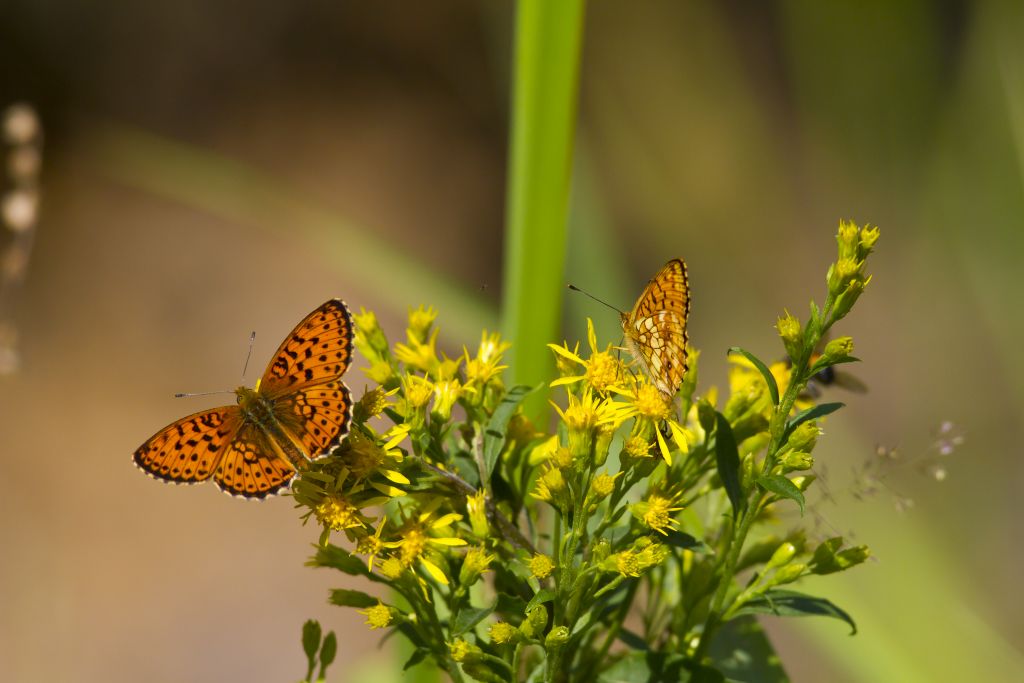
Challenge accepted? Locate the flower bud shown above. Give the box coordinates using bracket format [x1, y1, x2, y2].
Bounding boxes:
[524, 604, 548, 637]
[765, 542, 797, 571]
[528, 553, 555, 580]
[544, 626, 570, 649]
[830, 275, 869, 323]
[488, 621, 519, 645]
[781, 450, 814, 472]
[787, 421, 820, 453]
[776, 311, 803, 360]
[836, 220, 860, 261]
[407, 305, 438, 344]
[769, 562, 807, 586]
[857, 225, 880, 261]
[466, 491, 490, 539]
[822, 336, 854, 363]
[459, 546, 493, 586]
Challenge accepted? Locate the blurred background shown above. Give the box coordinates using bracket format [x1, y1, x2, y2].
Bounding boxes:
[1, 1, 1021, 681]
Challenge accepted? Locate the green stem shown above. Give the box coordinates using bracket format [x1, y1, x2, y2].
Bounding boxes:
[502, 0, 586, 421]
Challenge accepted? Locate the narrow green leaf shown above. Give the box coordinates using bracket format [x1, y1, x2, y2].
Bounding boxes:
[482, 384, 536, 479]
[301, 619, 321, 662]
[732, 588, 857, 635]
[783, 402, 844, 442]
[755, 474, 806, 514]
[809, 355, 861, 375]
[452, 603, 495, 636]
[309, 544, 380, 580]
[526, 588, 556, 613]
[728, 347, 780, 406]
[403, 648, 429, 671]
[318, 631, 337, 671]
[662, 529, 709, 553]
[328, 588, 378, 609]
[715, 413, 745, 514]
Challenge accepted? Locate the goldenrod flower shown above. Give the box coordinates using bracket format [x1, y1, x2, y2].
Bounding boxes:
[355, 518, 389, 571]
[464, 330, 510, 387]
[459, 546, 493, 585]
[357, 601, 393, 630]
[432, 378, 469, 420]
[632, 493, 684, 535]
[314, 494, 367, 532]
[354, 385, 398, 423]
[532, 467, 566, 507]
[529, 553, 555, 579]
[407, 305, 438, 343]
[590, 471, 620, 501]
[552, 387, 633, 447]
[465, 490, 489, 538]
[622, 435, 652, 459]
[395, 327, 439, 374]
[384, 506, 467, 585]
[449, 639, 477, 662]
[548, 319, 625, 392]
[489, 621, 518, 645]
[379, 556, 404, 580]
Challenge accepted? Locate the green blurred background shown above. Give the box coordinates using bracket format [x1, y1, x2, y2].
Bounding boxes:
[1, 2, 1021, 681]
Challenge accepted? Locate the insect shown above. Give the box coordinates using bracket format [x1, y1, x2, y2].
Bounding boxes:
[620, 259, 690, 396]
[570, 258, 690, 396]
[133, 299, 354, 499]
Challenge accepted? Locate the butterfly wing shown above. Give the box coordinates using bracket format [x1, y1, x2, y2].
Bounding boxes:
[259, 299, 354, 395]
[273, 378, 353, 460]
[133, 407, 242, 485]
[624, 259, 691, 396]
[212, 422, 298, 499]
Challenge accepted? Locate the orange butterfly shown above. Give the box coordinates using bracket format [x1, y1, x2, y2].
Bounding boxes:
[133, 300, 354, 499]
[620, 259, 691, 397]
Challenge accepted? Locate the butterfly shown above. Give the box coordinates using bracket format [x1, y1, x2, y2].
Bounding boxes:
[620, 259, 691, 397]
[133, 299, 354, 499]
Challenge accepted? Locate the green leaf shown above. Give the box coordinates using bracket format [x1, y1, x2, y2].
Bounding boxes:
[755, 474, 805, 514]
[309, 544, 379, 580]
[482, 384, 536, 479]
[783, 402, 844, 443]
[810, 536, 871, 575]
[403, 648, 430, 671]
[452, 603, 496, 636]
[728, 347, 779, 406]
[714, 413, 745, 514]
[328, 588, 378, 609]
[526, 588, 556, 613]
[708, 616, 790, 683]
[662, 529, 708, 553]
[299, 618, 319, 679]
[318, 631, 337, 673]
[733, 589, 857, 635]
[598, 652, 728, 682]
[809, 355, 861, 375]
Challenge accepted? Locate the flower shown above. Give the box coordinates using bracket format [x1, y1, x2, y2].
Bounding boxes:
[632, 493, 684, 535]
[395, 327, 440, 374]
[314, 494, 367, 532]
[548, 318, 626, 392]
[464, 330, 511, 387]
[407, 305, 438, 343]
[354, 385, 398, 423]
[459, 546, 494, 585]
[357, 602, 393, 630]
[384, 506, 467, 585]
[465, 490, 490, 538]
[355, 517, 389, 571]
[552, 387, 633, 459]
[529, 553, 555, 579]
[488, 621, 518, 645]
[590, 471, 621, 501]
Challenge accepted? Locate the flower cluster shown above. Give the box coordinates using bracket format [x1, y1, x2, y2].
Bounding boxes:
[299, 222, 878, 683]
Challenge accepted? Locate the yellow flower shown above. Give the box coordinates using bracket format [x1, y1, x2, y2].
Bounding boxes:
[622, 435, 652, 459]
[590, 471, 621, 501]
[379, 556, 404, 579]
[612, 550, 642, 577]
[548, 318, 626, 392]
[314, 494, 367, 532]
[384, 506, 467, 585]
[449, 639, 476, 662]
[432, 378, 470, 420]
[355, 517, 389, 571]
[407, 305, 438, 343]
[528, 553, 555, 579]
[632, 493, 684, 535]
[354, 385, 398, 422]
[532, 467, 566, 506]
[465, 490, 489, 538]
[357, 601, 393, 630]
[395, 327, 439, 373]
[631, 382, 670, 421]
[464, 330, 511, 387]
[460, 546, 493, 580]
[489, 621, 518, 645]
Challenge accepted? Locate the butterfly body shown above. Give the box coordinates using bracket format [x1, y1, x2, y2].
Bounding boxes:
[134, 300, 354, 499]
[621, 259, 690, 397]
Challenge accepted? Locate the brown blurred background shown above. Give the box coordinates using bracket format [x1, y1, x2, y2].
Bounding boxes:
[1, 2, 1022, 681]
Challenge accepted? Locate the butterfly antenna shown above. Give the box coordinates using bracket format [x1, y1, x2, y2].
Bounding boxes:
[174, 389, 233, 399]
[567, 284, 624, 314]
[240, 331, 256, 382]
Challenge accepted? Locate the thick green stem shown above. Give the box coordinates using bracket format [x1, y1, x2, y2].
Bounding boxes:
[502, 0, 586, 421]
